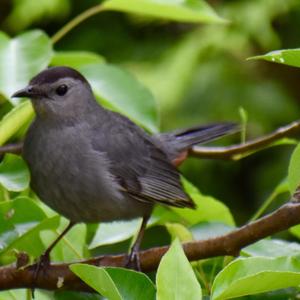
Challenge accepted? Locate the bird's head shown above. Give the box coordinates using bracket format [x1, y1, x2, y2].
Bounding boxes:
[12, 66, 95, 118]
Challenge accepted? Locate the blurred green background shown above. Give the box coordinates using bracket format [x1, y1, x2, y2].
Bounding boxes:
[1, 0, 300, 224]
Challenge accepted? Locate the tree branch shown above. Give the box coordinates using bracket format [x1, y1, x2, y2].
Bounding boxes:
[0, 142, 22, 155]
[1, 197, 300, 292]
[191, 120, 300, 160]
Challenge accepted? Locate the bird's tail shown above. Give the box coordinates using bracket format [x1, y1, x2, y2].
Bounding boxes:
[155, 122, 238, 162]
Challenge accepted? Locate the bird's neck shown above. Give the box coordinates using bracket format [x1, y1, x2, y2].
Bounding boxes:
[35, 98, 106, 126]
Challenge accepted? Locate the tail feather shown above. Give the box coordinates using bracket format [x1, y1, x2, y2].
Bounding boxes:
[172, 122, 238, 149]
[154, 122, 239, 161]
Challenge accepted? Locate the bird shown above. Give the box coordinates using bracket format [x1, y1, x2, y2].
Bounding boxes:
[12, 66, 237, 270]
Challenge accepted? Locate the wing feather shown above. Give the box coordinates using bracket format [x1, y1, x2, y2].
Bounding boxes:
[91, 111, 195, 209]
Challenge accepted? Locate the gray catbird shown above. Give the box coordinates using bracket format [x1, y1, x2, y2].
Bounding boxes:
[12, 66, 237, 268]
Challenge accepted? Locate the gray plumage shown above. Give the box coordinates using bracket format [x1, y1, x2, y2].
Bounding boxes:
[13, 67, 237, 224]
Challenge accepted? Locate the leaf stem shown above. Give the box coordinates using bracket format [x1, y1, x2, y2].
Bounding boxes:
[51, 4, 105, 44]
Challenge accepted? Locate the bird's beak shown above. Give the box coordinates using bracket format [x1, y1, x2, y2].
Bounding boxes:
[11, 85, 38, 98]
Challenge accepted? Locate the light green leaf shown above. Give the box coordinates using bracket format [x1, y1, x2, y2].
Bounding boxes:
[103, 0, 226, 24]
[190, 222, 234, 240]
[0, 197, 60, 262]
[288, 143, 300, 193]
[79, 63, 159, 133]
[51, 51, 105, 69]
[0, 215, 60, 261]
[173, 179, 234, 226]
[89, 219, 142, 249]
[165, 223, 193, 242]
[41, 221, 87, 262]
[156, 239, 202, 300]
[0, 100, 34, 145]
[0, 289, 52, 300]
[289, 224, 300, 240]
[242, 239, 300, 258]
[211, 256, 300, 300]
[70, 264, 155, 300]
[0, 154, 30, 192]
[250, 49, 300, 68]
[0, 30, 53, 104]
[0, 197, 46, 237]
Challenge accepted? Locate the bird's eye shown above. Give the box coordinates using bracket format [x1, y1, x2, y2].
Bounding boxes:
[56, 84, 68, 96]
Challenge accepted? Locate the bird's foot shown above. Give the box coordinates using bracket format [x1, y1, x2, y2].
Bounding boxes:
[31, 252, 51, 298]
[125, 248, 141, 272]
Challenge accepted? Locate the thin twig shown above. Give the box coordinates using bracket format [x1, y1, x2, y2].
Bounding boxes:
[0, 199, 300, 292]
[0, 142, 23, 155]
[51, 5, 105, 44]
[191, 120, 300, 160]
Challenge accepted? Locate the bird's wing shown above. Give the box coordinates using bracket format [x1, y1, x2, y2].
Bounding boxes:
[91, 112, 195, 209]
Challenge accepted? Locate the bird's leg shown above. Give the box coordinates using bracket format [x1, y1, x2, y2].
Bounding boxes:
[31, 221, 74, 297]
[126, 215, 150, 271]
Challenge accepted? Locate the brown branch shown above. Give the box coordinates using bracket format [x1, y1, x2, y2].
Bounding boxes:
[0, 142, 23, 155]
[1, 199, 300, 292]
[191, 120, 300, 160]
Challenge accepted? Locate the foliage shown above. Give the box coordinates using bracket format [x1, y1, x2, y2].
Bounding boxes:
[1, 0, 300, 299]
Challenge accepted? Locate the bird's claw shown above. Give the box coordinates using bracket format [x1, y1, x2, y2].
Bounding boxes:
[125, 248, 141, 271]
[31, 252, 51, 298]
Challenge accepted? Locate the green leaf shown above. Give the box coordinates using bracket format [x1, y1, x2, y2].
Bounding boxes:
[242, 239, 300, 258]
[51, 51, 105, 69]
[173, 179, 234, 226]
[250, 49, 300, 68]
[288, 143, 300, 193]
[190, 222, 234, 240]
[0, 289, 52, 300]
[0, 215, 60, 261]
[0, 100, 34, 145]
[70, 264, 155, 300]
[165, 222, 193, 242]
[41, 221, 88, 261]
[289, 224, 300, 240]
[106, 268, 156, 300]
[79, 63, 159, 133]
[0, 30, 53, 104]
[4, 0, 70, 33]
[0, 197, 59, 261]
[156, 239, 202, 300]
[0, 154, 30, 192]
[55, 290, 103, 300]
[89, 219, 142, 249]
[0, 197, 46, 236]
[211, 256, 300, 300]
[103, 0, 226, 24]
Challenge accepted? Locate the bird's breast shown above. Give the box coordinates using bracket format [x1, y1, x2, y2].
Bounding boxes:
[22, 122, 152, 223]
